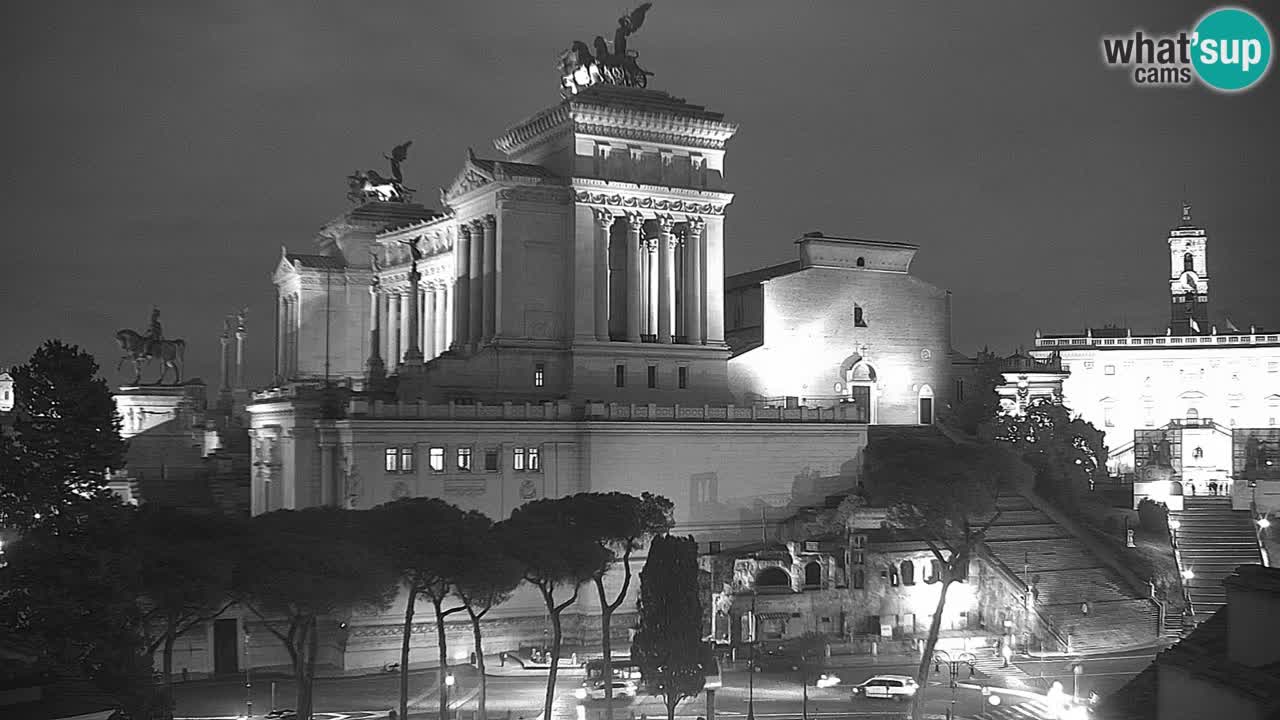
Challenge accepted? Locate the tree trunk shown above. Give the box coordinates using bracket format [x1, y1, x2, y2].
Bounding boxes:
[162, 619, 176, 720]
[293, 618, 313, 720]
[666, 690, 678, 720]
[542, 606, 564, 720]
[303, 616, 319, 720]
[600, 599, 615, 720]
[911, 579, 953, 720]
[400, 588, 417, 720]
[470, 611, 487, 720]
[434, 597, 451, 720]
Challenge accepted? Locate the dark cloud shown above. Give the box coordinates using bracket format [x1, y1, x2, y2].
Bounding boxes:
[2, 1, 1277, 384]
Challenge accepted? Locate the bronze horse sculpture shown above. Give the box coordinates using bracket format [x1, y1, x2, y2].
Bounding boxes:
[115, 329, 186, 385]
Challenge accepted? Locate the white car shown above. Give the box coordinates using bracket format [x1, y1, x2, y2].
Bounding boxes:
[851, 675, 919, 701]
[576, 679, 639, 701]
[815, 673, 841, 688]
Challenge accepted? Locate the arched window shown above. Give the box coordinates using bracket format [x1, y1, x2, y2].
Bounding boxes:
[856, 256, 866, 268]
[900, 560, 915, 586]
[755, 566, 790, 589]
[804, 561, 821, 588]
[1184, 252, 1194, 271]
[925, 559, 941, 584]
[854, 305, 867, 328]
[1187, 408, 1200, 420]
[918, 385, 934, 425]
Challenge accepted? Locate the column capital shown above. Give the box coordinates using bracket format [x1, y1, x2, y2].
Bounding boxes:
[593, 207, 615, 228]
[468, 217, 485, 232]
[483, 213, 497, 230]
[658, 215, 676, 235]
[686, 215, 706, 234]
[626, 213, 645, 232]
[458, 222, 473, 239]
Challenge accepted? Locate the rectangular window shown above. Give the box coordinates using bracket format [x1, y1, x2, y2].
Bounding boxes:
[678, 366, 688, 389]
[1104, 407, 1115, 427]
[954, 379, 964, 403]
[399, 448, 414, 472]
[457, 447, 472, 472]
[429, 447, 445, 473]
[1104, 365, 1116, 375]
[853, 304, 867, 327]
[919, 397, 934, 425]
[528, 446, 541, 472]
[514, 447, 526, 471]
[615, 364, 626, 387]
[534, 363, 545, 387]
[647, 365, 657, 389]
[385, 448, 398, 473]
[484, 449, 499, 472]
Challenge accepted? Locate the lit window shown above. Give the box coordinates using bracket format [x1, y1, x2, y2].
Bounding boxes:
[484, 449, 499, 472]
[385, 448, 398, 473]
[647, 365, 657, 389]
[514, 447, 526, 471]
[1104, 365, 1115, 375]
[399, 448, 414, 472]
[678, 366, 688, 389]
[429, 447, 445, 473]
[528, 446, 541, 472]
[888, 566, 900, 587]
[534, 363, 545, 387]
[615, 364, 626, 388]
[1104, 407, 1115, 427]
[457, 447, 472, 472]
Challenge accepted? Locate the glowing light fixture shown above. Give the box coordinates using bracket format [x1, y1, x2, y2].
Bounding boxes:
[445, 673, 455, 687]
[1169, 519, 1181, 531]
[1181, 568, 1195, 581]
[1259, 517, 1272, 529]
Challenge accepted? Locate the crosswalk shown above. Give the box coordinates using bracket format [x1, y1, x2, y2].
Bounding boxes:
[974, 697, 1057, 720]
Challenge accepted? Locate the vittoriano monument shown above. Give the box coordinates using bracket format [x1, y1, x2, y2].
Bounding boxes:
[347, 140, 414, 203]
[559, 3, 655, 96]
[115, 307, 187, 385]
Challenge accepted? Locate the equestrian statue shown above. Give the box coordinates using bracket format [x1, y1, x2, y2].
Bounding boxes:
[115, 307, 187, 385]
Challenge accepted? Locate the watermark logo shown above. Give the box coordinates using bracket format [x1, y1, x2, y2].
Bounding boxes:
[1102, 6, 1272, 92]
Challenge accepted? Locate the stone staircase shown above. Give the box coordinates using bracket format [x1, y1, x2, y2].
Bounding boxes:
[1171, 496, 1263, 622]
[982, 495, 1159, 653]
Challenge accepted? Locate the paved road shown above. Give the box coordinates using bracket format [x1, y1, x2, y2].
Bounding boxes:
[173, 664, 1067, 720]
[1012, 648, 1160, 700]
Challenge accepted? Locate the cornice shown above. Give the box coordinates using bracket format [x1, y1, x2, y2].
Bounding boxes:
[494, 104, 573, 156]
[571, 179, 733, 216]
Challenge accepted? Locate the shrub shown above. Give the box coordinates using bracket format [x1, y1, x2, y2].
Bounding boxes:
[1137, 498, 1169, 534]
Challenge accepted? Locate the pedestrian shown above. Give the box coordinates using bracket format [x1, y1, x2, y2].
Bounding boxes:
[1190, 481, 1196, 496]
[500, 651, 507, 667]
[1210, 480, 1218, 495]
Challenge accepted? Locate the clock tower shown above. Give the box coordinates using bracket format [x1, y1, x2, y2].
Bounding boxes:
[1169, 202, 1210, 335]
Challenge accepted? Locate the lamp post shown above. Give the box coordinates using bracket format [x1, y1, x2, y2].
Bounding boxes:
[1169, 518, 1181, 548]
[244, 628, 252, 720]
[931, 650, 977, 720]
[444, 672, 455, 718]
[746, 592, 757, 720]
[1072, 662, 1084, 705]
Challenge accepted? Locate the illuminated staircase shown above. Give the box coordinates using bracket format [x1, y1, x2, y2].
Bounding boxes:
[1171, 496, 1263, 622]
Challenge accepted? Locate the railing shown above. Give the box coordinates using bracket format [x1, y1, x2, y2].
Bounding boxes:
[1037, 332, 1280, 348]
[344, 398, 869, 423]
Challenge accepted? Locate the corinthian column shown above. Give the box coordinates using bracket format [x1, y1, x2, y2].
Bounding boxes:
[626, 214, 643, 343]
[404, 258, 423, 365]
[453, 226, 470, 351]
[594, 208, 614, 341]
[366, 280, 385, 385]
[646, 238, 659, 338]
[685, 217, 705, 345]
[433, 285, 447, 359]
[482, 214, 497, 343]
[469, 219, 484, 348]
[399, 289, 414, 364]
[387, 290, 400, 365]
[658, 216, 676, 344]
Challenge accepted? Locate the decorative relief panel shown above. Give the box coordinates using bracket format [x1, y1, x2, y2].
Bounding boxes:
[444, 478, 486, 496]
[574, 191, 724, 215]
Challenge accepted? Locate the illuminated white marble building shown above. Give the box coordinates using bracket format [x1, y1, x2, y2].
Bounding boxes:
[1026, 206, 1280, 511]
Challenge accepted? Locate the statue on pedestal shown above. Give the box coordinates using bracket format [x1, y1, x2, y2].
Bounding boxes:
[560, 4, 656, 96]
[115, 307, 187, 385]
[348, 141, 415, 204]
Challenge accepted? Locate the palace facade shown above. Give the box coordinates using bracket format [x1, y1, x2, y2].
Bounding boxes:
[1023, 207, 1280, 513]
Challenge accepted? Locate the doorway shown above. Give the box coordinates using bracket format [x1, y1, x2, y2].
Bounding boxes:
[213, 618, 239, 675]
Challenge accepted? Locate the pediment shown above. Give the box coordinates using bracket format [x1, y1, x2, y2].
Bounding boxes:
[1179, 390, 1208, 400]
[443, 149, 496, 202]
[272, 247, 300, 283]
[1266, 394, 1280, 405]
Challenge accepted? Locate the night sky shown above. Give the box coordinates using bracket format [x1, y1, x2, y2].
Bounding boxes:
[4, 1, 1278, 388]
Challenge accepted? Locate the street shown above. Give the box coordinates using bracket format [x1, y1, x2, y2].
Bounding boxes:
[1011, 648, 1160, 700]
[171, 659, 1116, 720]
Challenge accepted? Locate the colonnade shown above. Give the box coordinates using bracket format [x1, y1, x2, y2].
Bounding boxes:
[594, 210, 708, 344]
[375, 282, 454, 366]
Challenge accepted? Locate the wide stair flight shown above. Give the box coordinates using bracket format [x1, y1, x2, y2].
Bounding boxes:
[1171, 495, 1263, 622]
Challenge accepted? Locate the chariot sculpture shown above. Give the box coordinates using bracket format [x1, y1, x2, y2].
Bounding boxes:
[559, 4, 655, 96]
[348, 141, 414, 203]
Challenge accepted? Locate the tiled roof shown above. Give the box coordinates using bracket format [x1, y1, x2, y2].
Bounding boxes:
[347, 201, 441, 226]
[725, 261, 803, 291]
[286, 253, 347, 270]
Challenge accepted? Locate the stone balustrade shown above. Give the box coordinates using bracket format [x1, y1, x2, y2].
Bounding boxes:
[344, 398, 867, 423]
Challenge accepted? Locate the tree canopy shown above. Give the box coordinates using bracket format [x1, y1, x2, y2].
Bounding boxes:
[993, 398, 1108, 512]
[633, 534, 705, 720]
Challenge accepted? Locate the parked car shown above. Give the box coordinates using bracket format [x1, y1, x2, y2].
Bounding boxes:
[265, 711, 297, 720]
[576, 679, 639, 701]
[851, 675, 918, 701]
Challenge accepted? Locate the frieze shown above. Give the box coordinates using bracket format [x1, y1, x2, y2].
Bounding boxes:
[573, 191, 725, 216]
[444, 478, 487, 496]
[496, 186, 573, 205]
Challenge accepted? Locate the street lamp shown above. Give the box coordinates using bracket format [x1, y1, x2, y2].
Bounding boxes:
[1259, 517, 1271, 530]
[1072, 662, 1084, 705]
[244, 628, 252, 720]
[1181, 568, 1195, 581]
[444, 672, 456, 716]
[746, 591, 757, 720]
[932, 650, 977, 720]
[1169, 518, 1181, 548]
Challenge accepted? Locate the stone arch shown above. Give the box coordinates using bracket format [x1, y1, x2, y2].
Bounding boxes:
[918, 384, 934, 425]
[755, 566, 790, 589]
[900, 559, 916, 586]
[856, 256, 866, 267]
[804, 561, 821, 587]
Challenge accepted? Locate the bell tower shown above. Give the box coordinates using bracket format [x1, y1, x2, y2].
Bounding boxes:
[1169, 202, 1210, 335]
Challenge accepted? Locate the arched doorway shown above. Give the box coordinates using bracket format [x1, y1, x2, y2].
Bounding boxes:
[755, 566, 791, 590]
[838, 355, 878, 423]
[804, 561, 821, 588]
[918, 385, 934, 425]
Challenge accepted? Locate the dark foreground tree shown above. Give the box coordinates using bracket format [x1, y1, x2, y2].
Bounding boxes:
[864, 432, 1025, 720]
[0, 496, 168, 717]
[995, 398, 1108, 514]
[632, 534, 705, 720]
[454, 514, 524, 720]
[374, 498, 471, 720]
[134, 505, 240, 702]
[578, 492, 674, 720]
[0, 340, 126, 529]
[498, 497, 611, 720]
[237, 508, 398, 720]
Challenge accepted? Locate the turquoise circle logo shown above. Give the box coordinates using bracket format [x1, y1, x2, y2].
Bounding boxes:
[1192, 7, 1272, 91]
